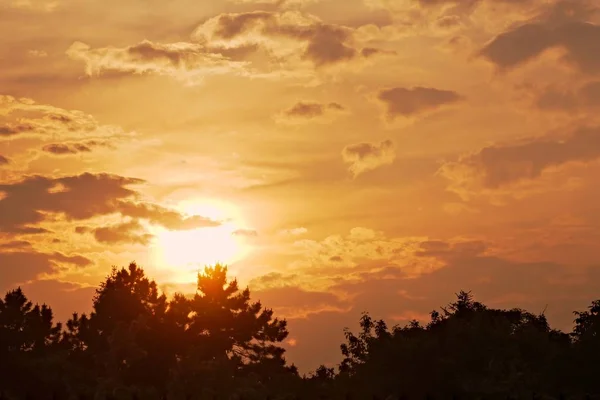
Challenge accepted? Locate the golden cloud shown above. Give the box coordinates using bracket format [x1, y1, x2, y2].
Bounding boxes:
[0, 248, 92, 292]
[0, 173, 221, 235]
[67, 10, 393, 84]
[275, 101, 346, 124]
[479, 0, 600, 74]
[92, 219, 154, 245]
[377, 86, 464, 122]
[438, 127, 600, 200]
[342, 140, 395, 177]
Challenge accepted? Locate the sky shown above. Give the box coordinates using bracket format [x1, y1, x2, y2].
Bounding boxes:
[1, 0, 600, 373]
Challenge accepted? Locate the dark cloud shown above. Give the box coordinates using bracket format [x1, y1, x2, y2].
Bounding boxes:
[0, 250, 92, 293]
[361, 47, 381, 57]
[74, 226, 90, 234]
[116, 201, 222, 230]
[302, 24, 356, 66]
[42, 143, 92, 155]
[377, 86, 464, 120]
[535, 81, 600, 111]
[0, 154, 9, 165]
[0, 240, 32, 249]
[280, 101, 345, 121]
[93, 220, 153, 245]
[41, 140, 112, 155]
[0, 122, 36, 137]
[418, 0, 525, 6]
[0, 173, 219, 234]
[479, 1, 600, 73]
[69, 10, 375, 83]
[416, 0, 542, 16]
[127, 40, 259, 64]
[360, 47, 396, 58]
[342, 140, 395, 177]
[0, 173, 142, 233]
[210, 11, 360, 66]
[213, 11, 275, 39]
[439, 127, 600, 189]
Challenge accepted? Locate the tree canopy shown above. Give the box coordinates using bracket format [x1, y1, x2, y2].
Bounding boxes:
[1, 266, 600, 399]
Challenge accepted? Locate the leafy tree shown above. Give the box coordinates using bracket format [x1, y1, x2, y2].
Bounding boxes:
[571, 299, 600, 394]
[0, 288, 63, 397]
[4, 260, 600, 399]
[337, 291, 573, 399]
[174, 264, 295, 398]
[64, 262, 175, 396]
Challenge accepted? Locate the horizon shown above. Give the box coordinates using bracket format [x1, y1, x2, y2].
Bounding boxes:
[2, 0, 600, 376]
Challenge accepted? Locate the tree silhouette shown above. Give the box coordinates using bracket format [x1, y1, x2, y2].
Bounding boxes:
[0, 288, 64, 397]
[2, 263, 600, 398]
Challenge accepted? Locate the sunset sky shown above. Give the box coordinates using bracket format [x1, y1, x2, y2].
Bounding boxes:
[2, 0, 600, 373]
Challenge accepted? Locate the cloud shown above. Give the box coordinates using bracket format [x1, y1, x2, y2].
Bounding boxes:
[0, 94, 113, 141]
[360, 47, 397, 57]
[92, 220, 153, 245]
[41, 140, 113, 155]
[0, 122, 37, 137]
[0, 154, 8, 165]
[535, 80, 600, 111]
[438, 127, 600, 197]
[66, 40, 253, 84]
[227, 0, 317, 6]
[67, 11, 392, 84]
[250, 271, 300, 289]
[0, 173, 142, 233]
[0, 240, 32, 249]
[0, 249, 92, 292]
[74, 226, 89, 234]
[479, 1, 600, 74]
[0, 171, 217, 234]
[291, 227, 432, 275]
[42, 143, 90, 154]
[377, 86, 464, 121]
[342, 140, 396, 177]
[201, 11, 360, 66]
[276, 101, 346, 124]
[116, 201, 222, 230]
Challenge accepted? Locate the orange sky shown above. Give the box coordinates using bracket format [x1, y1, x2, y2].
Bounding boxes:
[1, 0, 600, 373]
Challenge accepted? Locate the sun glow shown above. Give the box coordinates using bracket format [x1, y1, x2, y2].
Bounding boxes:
[151, 200, 252, 282]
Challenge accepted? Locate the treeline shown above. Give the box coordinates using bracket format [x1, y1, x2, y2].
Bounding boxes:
[1, 263, 600, 400]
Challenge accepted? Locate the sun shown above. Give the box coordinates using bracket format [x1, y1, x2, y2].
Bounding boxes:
[150, 200, 251, 283]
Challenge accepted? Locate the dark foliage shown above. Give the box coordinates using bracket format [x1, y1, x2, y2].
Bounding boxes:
[1, 264, 600, 399]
